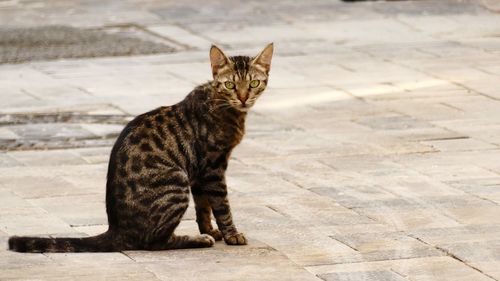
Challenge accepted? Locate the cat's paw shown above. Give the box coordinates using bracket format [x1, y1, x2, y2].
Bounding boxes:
[198, 234, 216, 247]
[224, 233, 247, 245]
[207, 229, 223, 241]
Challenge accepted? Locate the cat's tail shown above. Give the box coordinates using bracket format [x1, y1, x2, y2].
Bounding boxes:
[8, 231, 116, 253]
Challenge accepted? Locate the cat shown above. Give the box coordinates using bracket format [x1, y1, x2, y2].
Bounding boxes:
[8, 43, 274, 252]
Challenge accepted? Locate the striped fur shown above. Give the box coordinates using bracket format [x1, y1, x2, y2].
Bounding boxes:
[8, 44, 273, 252]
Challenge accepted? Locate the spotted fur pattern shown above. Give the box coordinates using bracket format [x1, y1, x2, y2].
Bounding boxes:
[8, 44, 273, 252]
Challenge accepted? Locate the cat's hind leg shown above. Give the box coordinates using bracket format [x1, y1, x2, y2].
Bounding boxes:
[165, 234, 215, 249]
[148, 234, 215, 250]
[143, 169, 195, 250]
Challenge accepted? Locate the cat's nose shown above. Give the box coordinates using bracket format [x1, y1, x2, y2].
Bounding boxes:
[238, 95, 248, 105]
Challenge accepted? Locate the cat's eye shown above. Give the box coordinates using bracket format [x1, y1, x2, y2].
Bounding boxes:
[249, 80, 260, 88]
[224, 81, 235, 89]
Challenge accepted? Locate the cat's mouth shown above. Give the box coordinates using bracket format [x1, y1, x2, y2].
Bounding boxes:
[236, 104, 250, 112]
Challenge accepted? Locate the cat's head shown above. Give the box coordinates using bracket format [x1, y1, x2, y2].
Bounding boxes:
[209, 43, 273, 112]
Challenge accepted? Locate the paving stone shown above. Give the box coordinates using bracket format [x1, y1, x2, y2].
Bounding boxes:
[319, 270, 407, 281]
[355, 208, 462, 231]
[254, 86, 352, 112]
[263, 199, 375, 227]
[481, 0, 500, 11]
[246, 227, 356, 266]
[79, 124, 124, 139]
[423, 240, 500, 278]
[0, 153, 22, 167]
[73, 146, 113, 164]
[308, 257, 493, 281]
[0, 262, 160, 281]
[432, 119, 500, 145]
[0, 249, 54, 270]
[128, 241, 319, 281]
[0, 127, 19, 140]
[72, 224, 109, 236]
[310, 186, 399, 206]
[444, 206, 500, 225]
[22, 84, 92, 101]
[0, 189, 75, 235]
[7, 123, 95, 140]
[0, 175, 94, 199]
[372, 98, 466, 122]
[147, 25, 213, 50]
[28, 194, 107, 226]
[45, 251, 133, 264]
[0, 25, 176, 64]
[356, 115, 433, 131]
[407, 163, 500, 182]
[0, 163, 108, 194]
[8, 149, 88, 166]
[411, 225, 500, 247]
[447, 179, 500, 205]
[437, 96, 500, 120]
[467, 261, 500, 281]
[329, 231, 442, 259]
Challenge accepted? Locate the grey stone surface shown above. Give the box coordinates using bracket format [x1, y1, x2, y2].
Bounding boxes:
[1, 0, 500, 280]
[0, 25, 176, 64]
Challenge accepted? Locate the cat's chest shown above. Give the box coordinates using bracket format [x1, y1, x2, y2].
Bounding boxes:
[209, 124, 244, 149]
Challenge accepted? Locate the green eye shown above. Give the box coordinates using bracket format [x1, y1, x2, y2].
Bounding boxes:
[224, 81, 235, 89]
[250, 80, 260, 88]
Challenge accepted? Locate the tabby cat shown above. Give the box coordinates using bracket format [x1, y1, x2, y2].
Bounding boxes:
[8, 43, 274, 252]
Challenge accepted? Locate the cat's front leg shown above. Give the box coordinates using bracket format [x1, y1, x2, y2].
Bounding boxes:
[203, 178, 247, 245]
[191, 190, 223, 241]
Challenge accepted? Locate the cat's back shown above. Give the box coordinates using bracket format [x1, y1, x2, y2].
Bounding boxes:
[107, 88, 211, 183]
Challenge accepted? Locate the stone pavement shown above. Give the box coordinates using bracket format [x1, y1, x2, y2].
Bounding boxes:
[1, 0, 500, 280]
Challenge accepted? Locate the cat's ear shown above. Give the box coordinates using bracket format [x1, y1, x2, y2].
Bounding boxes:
[252, 43, 274, 72]
[210, 45, 230, 77]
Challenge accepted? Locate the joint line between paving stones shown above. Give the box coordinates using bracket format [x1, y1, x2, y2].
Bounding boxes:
[439, 102, 465, 112]
[328, 84, 363, 100]
[451, 38, 500, 58]
[120, 251, 137, 262]
[75, 86, 94, 96]
[41, 252, 53, 261]
[107, 103, 131, 116]
[163, 69, 200, 86]
[69, 223, 107, 227]
[414, 47, 441, 59]
[279, 176, 307, 189]
[328, 236, 359, 252]
[390, 268, 411, 281]
[99, 23, 193, 51]
[265, 205, 292, 218]
[308, 255, 447, 268]
[421, 135, 469, 141]
[20, 89, 42, 101]
[409, 234, 498, 281]
[472, 66, 497, 76]
[394, 17, 424, 33]
[171, 23, 227, 49]
[450, 81, 500, 101]
[451, 184, 500, 206]
[336, 63, 356, 73]
[284, 64, 362, 101]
